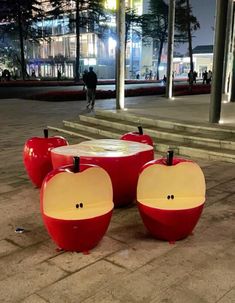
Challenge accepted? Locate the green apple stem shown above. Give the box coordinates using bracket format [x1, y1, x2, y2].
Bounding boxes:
[138, 125, 143, 135]
[73, 156, 80, 172]
[167, 150, 174, 166]
[44, 129, 49, 138]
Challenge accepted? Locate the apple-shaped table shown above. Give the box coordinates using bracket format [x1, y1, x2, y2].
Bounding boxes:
[121, 126, 154, 146]
[23, 129, 68, 187]
[41, 157, 114, 252]
[137, 151, 206, 241]
[51, 139, 154, 207]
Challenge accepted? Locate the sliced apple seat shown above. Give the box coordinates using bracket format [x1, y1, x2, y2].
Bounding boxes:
[137, 156, 206, 241]
[41, 163, 114, 252]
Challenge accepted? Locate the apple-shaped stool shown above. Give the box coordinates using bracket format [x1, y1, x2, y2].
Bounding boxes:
[23, 129, 68, 188]
[121, 126, 154, 146]
[51, 139, 154, 207]
[137, 151, 206, 242]
[41, 157, 114, 252]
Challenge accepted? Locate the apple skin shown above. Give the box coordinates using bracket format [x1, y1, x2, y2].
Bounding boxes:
[23, 135, 68, 188]
[40, 164, 113, 252]
[138, 203, 204, 241]
[137, 157, 205, 241]
[51, 150, 154, 208]
[121, 128, 154, 146]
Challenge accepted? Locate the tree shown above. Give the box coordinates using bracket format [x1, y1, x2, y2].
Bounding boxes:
[50, 0, 106, 81]
[0, 0, 45, 80]
[175, 0, 200, 74]
[141, 0, 168, 80]
[141, 0, 200, 80]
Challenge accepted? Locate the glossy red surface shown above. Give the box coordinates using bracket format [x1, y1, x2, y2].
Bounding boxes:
[23, 136, 68, 188]
[121, 132, 154, 146]
[42, 211, 113, 252]
[51, 150, 154, 207]
[138, 202, 204, 241]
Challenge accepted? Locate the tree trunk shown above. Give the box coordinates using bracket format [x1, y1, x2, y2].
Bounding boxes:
[17, 6, 26, 80]
[75, 0, 80, 82]
[156, 39, 164, 80]
[186, 0, 193, 73]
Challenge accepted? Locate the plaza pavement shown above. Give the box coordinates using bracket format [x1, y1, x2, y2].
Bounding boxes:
[0, 94, 234, 303]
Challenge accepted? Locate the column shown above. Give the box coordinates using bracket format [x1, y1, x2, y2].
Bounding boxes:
[116, 0, 126, 110]
[209, 0, 229, 123]
[166, 0, 175, 99]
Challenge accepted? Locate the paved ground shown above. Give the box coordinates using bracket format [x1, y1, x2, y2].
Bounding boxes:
[0, 96, 234, 302]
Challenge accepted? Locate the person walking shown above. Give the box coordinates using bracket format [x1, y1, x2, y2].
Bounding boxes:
[85, 66, 97, 110]
[202, 70, 208, 84]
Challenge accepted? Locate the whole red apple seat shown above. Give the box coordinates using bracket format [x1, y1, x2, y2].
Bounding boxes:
[120, 126, 154, 146]
[23, 129, 68, 188]
[137, 155, 206, 242]
[40, 163, 114, 252]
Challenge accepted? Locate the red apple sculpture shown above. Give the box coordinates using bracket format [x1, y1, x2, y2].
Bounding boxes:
[120, 126, 154, 146]
[51, 139, 154, 207]
[40, 157, 114, 252]
[137, 151, 206, 241]
[23, 129, 68, 188]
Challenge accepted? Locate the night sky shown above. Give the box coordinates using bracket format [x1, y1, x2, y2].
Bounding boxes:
[176, 0, 216, 54]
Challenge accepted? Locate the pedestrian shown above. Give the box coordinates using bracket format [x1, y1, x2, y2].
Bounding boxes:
[207, 70, 212, 84]
[162, 75, 167, 84]
[57, 69, 61, 81]
[85, 66, 97, 110]
[193, 71, 197, 83]
[202, 71, 208, 84]
[188, 70, 194, 85]
[82, 69, 88, 91]
[31, 69, 36, 78]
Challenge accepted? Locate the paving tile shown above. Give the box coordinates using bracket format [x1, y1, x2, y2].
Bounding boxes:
[0, 239, 19, 257]
[174, 247, 235, 303]
[0, 262, 67, 303]
[0, 240, 62, 280]
[217, 288, 235, 303]
[82, 271, 158, 303]
[150, 284, 209, 303]
[48, 236, 126, 273]
[205, 188, 231, 207]
[38, 260, 127, 303]
[105, 237, 175, 271]
[20, 294, 48, 303]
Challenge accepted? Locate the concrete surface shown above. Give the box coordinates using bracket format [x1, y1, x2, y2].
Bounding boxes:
[0, 95, 234, 302]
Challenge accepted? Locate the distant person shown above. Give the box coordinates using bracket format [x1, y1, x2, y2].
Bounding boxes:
[2, 69, 11, 81]
[188, 70, 194, 85]
[162, 75, 167, 84]
[207, 70, 212, 84]
[57, 69, 61, 81]
[82, 69, 88, 90]
[31, 69, 36, 78]
[193, 71, 198, 83]
[202, 71, 208, 84]
[85, 66, 97, 110]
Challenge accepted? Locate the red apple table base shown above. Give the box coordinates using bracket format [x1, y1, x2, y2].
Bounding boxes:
[23, 129, 68, 188]
[137, 151, 206, 241]
[41, 159, 114, 252]
[51, 139, 154, 207]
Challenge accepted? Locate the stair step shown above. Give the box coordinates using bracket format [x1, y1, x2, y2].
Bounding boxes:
[76, 115, 235, 150]
[95, 109, 235, 135]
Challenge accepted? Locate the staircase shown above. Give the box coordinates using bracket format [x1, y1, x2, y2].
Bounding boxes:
[48, 109, 235, 163]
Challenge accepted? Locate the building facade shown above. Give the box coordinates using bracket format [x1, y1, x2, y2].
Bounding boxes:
[27, 0, 150, 79]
